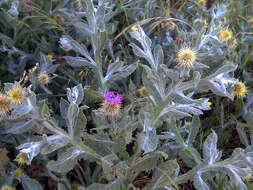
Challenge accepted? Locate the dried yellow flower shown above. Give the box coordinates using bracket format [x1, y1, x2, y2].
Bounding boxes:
[13, 168, 22, 178]
[15, 152, 29, 165]
[177, 48, 197, 68]
[139, 86, 148, 97]
[231, 82, 247, 97]
[8, 86, 25, 105]
[0, 93, 11, 115]
[38, 73, 50, 85]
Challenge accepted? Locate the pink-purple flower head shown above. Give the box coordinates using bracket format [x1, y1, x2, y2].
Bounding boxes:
[104, 91, 122, 104]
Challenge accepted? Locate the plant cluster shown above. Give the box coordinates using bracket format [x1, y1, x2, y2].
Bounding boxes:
[0, 0, 253, 190]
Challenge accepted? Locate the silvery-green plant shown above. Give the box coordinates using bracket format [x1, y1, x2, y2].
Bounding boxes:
[0, 0, 252, 190]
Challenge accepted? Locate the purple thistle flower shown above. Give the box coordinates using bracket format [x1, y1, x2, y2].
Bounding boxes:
[104, 91, 122, 104]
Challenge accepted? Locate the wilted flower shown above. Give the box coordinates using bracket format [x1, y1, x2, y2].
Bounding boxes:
[15, 152, 29, 165]
[13, 168, 22, 179]
[59, 36, 72, 51]
[198, 0, 206, 7]
[38, 73, 50, 85]
[176, 48, 197, 68]
[139, 86, 148, 96]
[101, 91, 122, 117]
[0, 93, 11, 115]
[1, 185, 14, 190]
[8, 86, 25, 105]
[230, 81, 247, 97]
[217, 29, 232, 41]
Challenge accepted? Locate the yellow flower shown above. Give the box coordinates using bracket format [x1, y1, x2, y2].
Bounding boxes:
[15, 152, 29, 165]
[217, 30, 232, 41]
[131, 26, 139, 32]
[231, 82, 247, 97]
[38, 73, 50, 85]
[1, 185, 14, 190]
[198, 0, 206, 7]
[207, 101, 212, 106]
[248, 18, 253, 27]
[177, 48, 197, 68]
[0, 93, 11, 115]
[139, 86, 148, 97]
[200, 20, 208, 26]
[46, 54, 53, 61]
[8, 86, 25, 105]
[222, 4, 227, 9]
[13, 168, 22, 178]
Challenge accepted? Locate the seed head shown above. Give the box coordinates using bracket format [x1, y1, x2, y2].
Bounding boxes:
[8, 86, 25, 105]
[0, 93, 11, 115]
[231, 82, 247, 97]
[38, 73, 50, 85]
[177, 48, 197, 68]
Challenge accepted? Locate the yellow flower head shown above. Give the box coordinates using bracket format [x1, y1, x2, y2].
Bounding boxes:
[222, 4, 227, 9]
[139, 86, 148, 97]
[231, 82, 247, 97]
[1, 185, 14, 190]
[38, 73, 50, 85]
[15, 152, 29, 165]
[200, 20, 208, 26]
[46, 54, 53, 61]
[217, 29, 232, 41]
[177, 48, 197, 68]
[198, 0, 206, 7]
[207, 101, 212, 106]
[0, 93, 11, 115]
[131, 26, 139, 32]
[13, 168, 22, 178]
[8, 86, 25, 105]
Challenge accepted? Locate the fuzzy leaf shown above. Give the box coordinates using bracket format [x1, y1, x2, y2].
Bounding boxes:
[21, 175, 43, 190]
[187, 116, 201, 144]
[194, 174, 210, 190]
[47, 147, 84, 173]
[203, 131, 218, 164]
